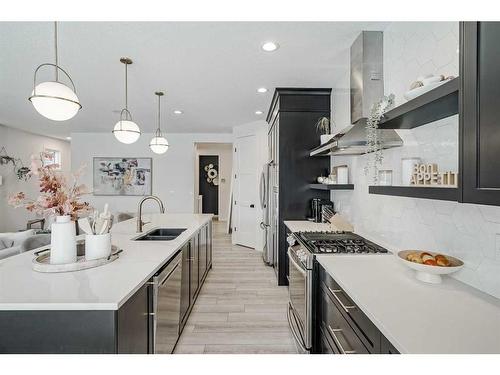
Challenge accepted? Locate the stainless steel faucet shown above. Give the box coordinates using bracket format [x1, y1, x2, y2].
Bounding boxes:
[137, 195, 165, 232]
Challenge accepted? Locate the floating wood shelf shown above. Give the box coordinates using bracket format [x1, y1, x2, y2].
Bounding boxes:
[378, 78, 459, 130]
[368, 185, 459, 201]
[310, 184, 354, 190]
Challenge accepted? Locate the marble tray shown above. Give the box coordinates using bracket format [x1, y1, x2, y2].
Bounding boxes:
[32, 242, 122, 273]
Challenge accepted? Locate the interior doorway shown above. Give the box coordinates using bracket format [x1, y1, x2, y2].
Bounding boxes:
[194, 143, 233, 222]
[199, 155, 219, 215]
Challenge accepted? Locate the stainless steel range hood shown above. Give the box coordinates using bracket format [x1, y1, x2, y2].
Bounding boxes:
[311, 31, 403, 157]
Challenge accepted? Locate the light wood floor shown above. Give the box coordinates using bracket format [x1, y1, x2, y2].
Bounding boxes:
[174, 220, 297, 354]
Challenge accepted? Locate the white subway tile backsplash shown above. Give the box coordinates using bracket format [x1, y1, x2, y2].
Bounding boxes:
[331, 22, 500, 299]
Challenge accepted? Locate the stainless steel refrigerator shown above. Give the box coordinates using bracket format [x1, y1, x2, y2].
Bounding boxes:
[259, 162, 273, 265]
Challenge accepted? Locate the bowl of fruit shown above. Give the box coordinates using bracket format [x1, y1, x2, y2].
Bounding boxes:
[397, 250, 464, 284]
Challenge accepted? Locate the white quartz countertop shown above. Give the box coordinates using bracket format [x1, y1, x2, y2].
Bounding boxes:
[284, 220, 335, 233]
[316, 254, 500, 354]
[0, 214, 212, 311]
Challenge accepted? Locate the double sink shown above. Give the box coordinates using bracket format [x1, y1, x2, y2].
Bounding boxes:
[135, 228, 187, 241]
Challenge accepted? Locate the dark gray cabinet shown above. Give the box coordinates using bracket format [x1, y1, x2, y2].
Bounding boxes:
[190, 234, 200, 303]
[179, 221, 212, 332]
[315, 264, 399, 354]
[460, 22, 500, 206]
[266, 88, 332, 286]
[117, 282, 150, 353]
[180, 241, 191, 325]
[199, 224, 208, 280]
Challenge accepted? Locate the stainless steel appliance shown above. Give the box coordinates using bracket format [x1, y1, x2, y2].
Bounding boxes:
[286, 231, 388, 353]
[263, 119, 279, 272]
[309, 31, 403, 157]
[150, 251, 182, 354]
[259, 162, 272, 265]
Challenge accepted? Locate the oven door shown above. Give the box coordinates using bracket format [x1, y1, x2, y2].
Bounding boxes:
[287, 247, 312, 353]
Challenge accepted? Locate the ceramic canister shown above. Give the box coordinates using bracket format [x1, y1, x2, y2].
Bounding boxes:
[50, 215, 77, 264]
[85, 233, 112, 261]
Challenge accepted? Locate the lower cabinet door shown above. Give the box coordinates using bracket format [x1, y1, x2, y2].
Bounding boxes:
[319, 286, 369, 354]
[117, 282, 150, 354]
[319, 323, 339, 354]
[180, 243, 191, 328]
[199, 225, 208, 280]
[190, 236, 199, 302]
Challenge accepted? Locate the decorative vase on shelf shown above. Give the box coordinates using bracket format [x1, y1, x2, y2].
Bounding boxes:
[50, 215, 77, 264]
[320, 134, 334, 145]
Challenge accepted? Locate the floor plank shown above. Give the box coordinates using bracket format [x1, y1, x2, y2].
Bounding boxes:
[174, 220, 296, 354]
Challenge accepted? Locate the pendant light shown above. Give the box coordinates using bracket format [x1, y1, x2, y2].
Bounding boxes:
[112, 57, 141, 144]
[28, 22, 81, 121]
[149, 91, 169, 154]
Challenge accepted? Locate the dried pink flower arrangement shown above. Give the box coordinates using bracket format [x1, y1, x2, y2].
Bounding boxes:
[8, 154, 92, 221]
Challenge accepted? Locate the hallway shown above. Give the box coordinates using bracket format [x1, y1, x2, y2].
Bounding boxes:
[174, 220, 297, 354]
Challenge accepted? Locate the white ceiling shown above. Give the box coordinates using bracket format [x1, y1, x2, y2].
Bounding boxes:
[0, 22, 389, 139]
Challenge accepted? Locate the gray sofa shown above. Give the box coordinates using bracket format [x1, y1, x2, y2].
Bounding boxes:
[0, 230, 51, 260]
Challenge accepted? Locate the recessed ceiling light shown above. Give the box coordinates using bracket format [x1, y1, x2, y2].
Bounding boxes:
[173, 110, 183, 115]
[261, 41, 279, 52]
[66, 136, 71, 140]
[255, 110, 264, 115]
[257, 87, 268, 93]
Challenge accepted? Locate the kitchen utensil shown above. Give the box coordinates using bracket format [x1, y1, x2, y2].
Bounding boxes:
[98, 219, 110, 235]
[77, 217, 93, 235]
[397, 250, 464, 284]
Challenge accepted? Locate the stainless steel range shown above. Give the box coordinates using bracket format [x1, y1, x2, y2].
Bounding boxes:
[286, 231, 389, 353]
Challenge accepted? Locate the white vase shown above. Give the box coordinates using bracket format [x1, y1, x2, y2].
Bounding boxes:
[50, 215, 77, 264]
[320, 134, 334, 144]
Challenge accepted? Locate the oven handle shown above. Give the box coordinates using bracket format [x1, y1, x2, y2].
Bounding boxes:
[287, 248, 307, 277]
[287, 302, 308, 353]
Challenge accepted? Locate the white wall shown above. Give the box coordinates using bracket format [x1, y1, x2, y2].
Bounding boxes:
[194, 143, 233, 221]
[330, 22, 500, 299]
[71, 132, 233, 216]
[0, 125, 71, 232]
[232, 120, 268, 251]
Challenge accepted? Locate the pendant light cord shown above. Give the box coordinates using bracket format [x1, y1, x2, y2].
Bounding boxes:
[54, 21, 59, 82]
[157, 94, 161, 135]
[125, 62, 128, 110]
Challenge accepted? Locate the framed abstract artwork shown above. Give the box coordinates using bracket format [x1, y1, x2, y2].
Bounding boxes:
[93, 157, 152, 196]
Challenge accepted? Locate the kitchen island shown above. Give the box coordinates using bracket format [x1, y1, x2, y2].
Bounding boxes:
[0, 213, 213, 354]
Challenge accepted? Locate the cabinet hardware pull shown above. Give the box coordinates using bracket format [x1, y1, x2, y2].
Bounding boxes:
[327, 286, 356, 313]
[148, 313, 156, 316]
[328, 325, 356, 354]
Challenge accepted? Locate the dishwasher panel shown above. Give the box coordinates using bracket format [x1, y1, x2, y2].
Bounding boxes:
[152, 251, 182, 354]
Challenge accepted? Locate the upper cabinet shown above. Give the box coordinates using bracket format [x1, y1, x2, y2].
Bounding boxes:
[460, 22, 500, 206]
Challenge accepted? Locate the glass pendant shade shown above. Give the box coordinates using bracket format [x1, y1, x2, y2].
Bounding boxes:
[113, 57, 141, 144]
[149, 91, 169, 154]
[113, 119, 141, 144]
[149, 135, 169, 154]
[30, 81, 81, 121]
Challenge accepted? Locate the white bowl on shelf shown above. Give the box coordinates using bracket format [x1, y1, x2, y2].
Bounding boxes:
[403, 79, 450, 101]
[397, 250, 464, 284]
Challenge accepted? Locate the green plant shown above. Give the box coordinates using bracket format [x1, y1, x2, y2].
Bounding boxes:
[315, 117, 331, 135]
[364, 94, 395, 183]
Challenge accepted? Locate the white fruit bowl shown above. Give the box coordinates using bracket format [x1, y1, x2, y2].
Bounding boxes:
[397, 250, 464, 284]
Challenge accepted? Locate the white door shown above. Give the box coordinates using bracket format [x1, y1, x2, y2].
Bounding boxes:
[234, 134, 258, 248]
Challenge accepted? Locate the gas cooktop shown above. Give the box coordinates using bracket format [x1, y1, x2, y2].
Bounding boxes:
[296, 231, 388, 254]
